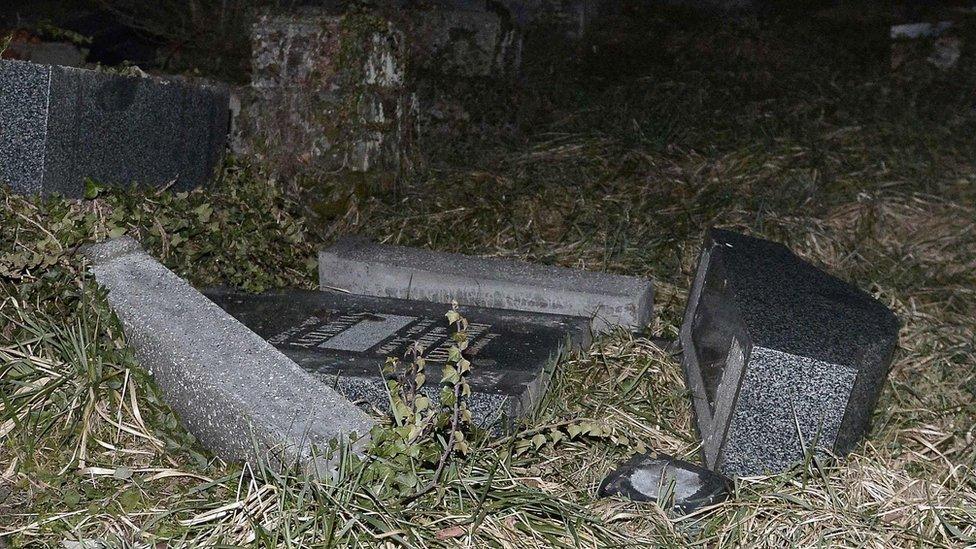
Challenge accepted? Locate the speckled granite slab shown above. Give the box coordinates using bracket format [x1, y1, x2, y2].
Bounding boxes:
[203, 288, 591, 427]
[0, 59, 227, 197]
[318, 236, 654, 333]
[680, 228, 899, 477]
[84, 238, 374, 474]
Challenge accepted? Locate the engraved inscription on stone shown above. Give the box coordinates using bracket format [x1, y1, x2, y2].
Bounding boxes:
[269, 311, 501, 361]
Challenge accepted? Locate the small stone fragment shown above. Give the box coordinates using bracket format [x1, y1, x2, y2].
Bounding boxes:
[598, 453, 731, 513]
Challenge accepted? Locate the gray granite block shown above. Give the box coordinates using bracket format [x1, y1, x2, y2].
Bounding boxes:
[318, 236, 653, 332]
[84, 238, 374, 473]
[203, 288, 591, 427]
[680, 228, 899, 477]
[0, 60, 228, 197]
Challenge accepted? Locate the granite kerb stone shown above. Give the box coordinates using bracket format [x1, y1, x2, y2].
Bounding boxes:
[83, 237, 374, 475]
[318, 236, 654, 332]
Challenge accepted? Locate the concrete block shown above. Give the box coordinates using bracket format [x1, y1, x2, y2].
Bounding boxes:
[84, 238, 374, 472]
[0, 60, 228, 197]
[204, 288, 591, 428]
[318, 236, 653, 332]
[680, 228, 899, 476]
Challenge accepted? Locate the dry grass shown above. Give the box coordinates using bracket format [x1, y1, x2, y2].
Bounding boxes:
[2, 8, 976, 548]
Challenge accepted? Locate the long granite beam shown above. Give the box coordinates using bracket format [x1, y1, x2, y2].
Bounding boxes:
[85, 237, 374, 473]
[318, 236, 653, 332]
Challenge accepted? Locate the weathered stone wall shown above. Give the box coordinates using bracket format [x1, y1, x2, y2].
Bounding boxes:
[232, 1, 632, 196]
[235, 9, 414, 193]
[387, 5, 523, 159]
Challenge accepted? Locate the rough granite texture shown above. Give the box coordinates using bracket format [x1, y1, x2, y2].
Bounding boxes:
[680, 228, 900, 477]
[84, 238, 374, 473]
[203, 288, 591, 427]
[0, 60, 49, 195]
[0, 60, 228, 197]
[319, 236, 653, 332]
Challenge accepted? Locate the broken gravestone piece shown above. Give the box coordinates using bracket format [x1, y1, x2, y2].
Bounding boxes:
[599, 453, 731, 514]
[319, 236, 654, 333]
[84, 238, 374, 473]
[0, 60, 228, 197]
[203, 288, 590, 427]
[680, 228, 899, 477]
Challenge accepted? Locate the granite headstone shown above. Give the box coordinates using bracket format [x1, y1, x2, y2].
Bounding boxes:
[0, 60, 228, 197]
[204, 288, 591, 427]
[680, 228, 899, 477]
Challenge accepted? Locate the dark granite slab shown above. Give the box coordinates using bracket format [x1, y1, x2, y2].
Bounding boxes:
[680, 228, 899, 476]
[203, 288, 591, 427]
[0, 60, 228, 197]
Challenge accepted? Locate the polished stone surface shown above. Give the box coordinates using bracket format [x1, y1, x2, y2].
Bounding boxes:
[598, 452, 731, 513]
[0, 60, 228, 197]
[680, 228, 900, 476]
[203, 288, 591, 427]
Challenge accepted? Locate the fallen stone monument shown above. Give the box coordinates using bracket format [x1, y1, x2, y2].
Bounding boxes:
[599, 452, 730, 513]
[0, 60, 228, 197]
[318, 236, 654, 332]
[84, 238, 374, 473]
[680, 228, 899, 476]
[204, 288, 591, 426]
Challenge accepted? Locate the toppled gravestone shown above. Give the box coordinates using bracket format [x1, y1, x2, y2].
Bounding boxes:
[235, 9, 412, 194]
[204, 288, 591, 427]
[0, 60, 228, 197]
[680, 228, 899, 477]
[319, 236, 654, 332]
[84, 237, 374, 472]
[598, 452, 731, 513]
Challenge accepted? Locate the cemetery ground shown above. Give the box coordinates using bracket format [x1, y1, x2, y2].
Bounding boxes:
[2, 13, 976, 548]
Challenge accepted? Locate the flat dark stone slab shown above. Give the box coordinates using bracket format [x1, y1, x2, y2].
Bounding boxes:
[203, 289, 591, 427]
[598, 452, 731, 514]
[680, 228, 900, 476]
